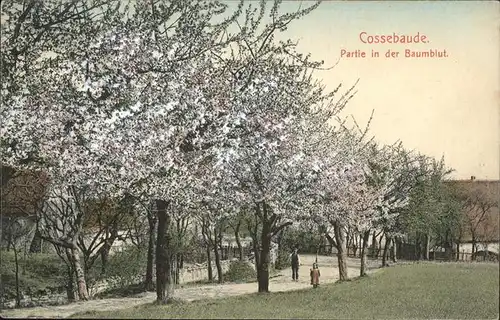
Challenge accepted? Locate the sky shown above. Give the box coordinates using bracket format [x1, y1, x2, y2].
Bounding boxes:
[224, 0, 499, 180]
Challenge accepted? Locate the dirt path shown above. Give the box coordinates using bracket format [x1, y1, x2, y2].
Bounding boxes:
[1, 255, 380, 319]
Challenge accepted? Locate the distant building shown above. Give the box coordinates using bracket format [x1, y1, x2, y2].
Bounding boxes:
[220, 235, 252, 248]
[0, 165, 48, 251]
[445, 177, 499, 259]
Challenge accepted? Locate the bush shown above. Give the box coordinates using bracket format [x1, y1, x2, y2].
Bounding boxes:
[101, 246, 147, 290]
[280, 227, 324, 254]
[223, 260, 257, 283]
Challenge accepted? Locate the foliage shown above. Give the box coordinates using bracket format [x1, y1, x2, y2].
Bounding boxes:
[1, 247, 148, 302]
[280, 227, 324, 254]
[180, 233, 207, 265]
[223, 260, 257, 283]
[400, 157, 463, 251]
[99, 246, 147, 290]
[0, 251, 67, 300]
[362, 142, 425, 236]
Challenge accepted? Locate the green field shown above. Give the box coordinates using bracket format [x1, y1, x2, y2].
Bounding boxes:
[74, 262, 499, 319]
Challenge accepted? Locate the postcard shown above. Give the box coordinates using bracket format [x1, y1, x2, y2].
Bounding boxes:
[1, 1, 498, 319]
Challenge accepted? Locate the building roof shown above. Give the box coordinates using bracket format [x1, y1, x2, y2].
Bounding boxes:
[1, 165, 49, 218]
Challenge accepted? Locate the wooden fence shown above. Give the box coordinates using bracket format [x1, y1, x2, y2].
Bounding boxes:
[313, 244, 498, 262]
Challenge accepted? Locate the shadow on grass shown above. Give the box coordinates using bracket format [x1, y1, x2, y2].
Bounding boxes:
[94, 270, 284, 300]
[73, 274, 380, 317]
[94, 283, 152, 299]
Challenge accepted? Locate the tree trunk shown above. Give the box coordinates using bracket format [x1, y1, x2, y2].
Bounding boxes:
[175, 253, 182, 285]
[352, 233, 359, 257]
[248, 216, 261, 281]
[471, 235, 476, 261]
[172, 254, 178, 286]
[213, 229, 223, 283]
[145, 211, 157, 291]
[360, 230, 370, 277]
[166, 258, 175, 299]
[247, 214, 260, 282]
[202, 222, 214, 281]
[391, 238, 397, 263]
[252, 237, 261, 278]
[415, 232, 421, 260]
[155, 199, 173, 304]
[100, 242, 110, 275]
[65, 264, 76, 302]
[235, 221, 243, 261]
[64, 249, 76, 302]
[333, 222, 348, 281]
[206, 243, 213, 281]
[455, 240, 461, 261]
[214, 250, 223, 283]
[69, 247, 89, 300]
[370, 230, 377, 258]
[396, 238, 403, 260]
[346, 229, 350, 257]
[443, 230, 451, 261]
[14, 247, 21, 307]
[382, 234, 391, 267]
[257, 221, 271, 293]
[377, 233, 383, 258]
[424, 233, 430, 260]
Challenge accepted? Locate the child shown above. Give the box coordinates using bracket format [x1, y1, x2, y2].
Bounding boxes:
[310, 263, 320, 288]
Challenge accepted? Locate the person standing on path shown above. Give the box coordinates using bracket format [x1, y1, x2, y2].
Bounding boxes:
[310, 262, 321, 288]
[290, 248, 300, 281]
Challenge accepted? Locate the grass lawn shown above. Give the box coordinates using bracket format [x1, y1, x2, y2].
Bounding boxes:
[0, 251, 68, 298]
[73, 262, 499, 319]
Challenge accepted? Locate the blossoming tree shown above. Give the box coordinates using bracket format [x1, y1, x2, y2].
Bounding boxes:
[3, 0, 341, 301]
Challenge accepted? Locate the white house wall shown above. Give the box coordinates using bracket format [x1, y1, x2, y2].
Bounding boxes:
[458, 242, 499, 254]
